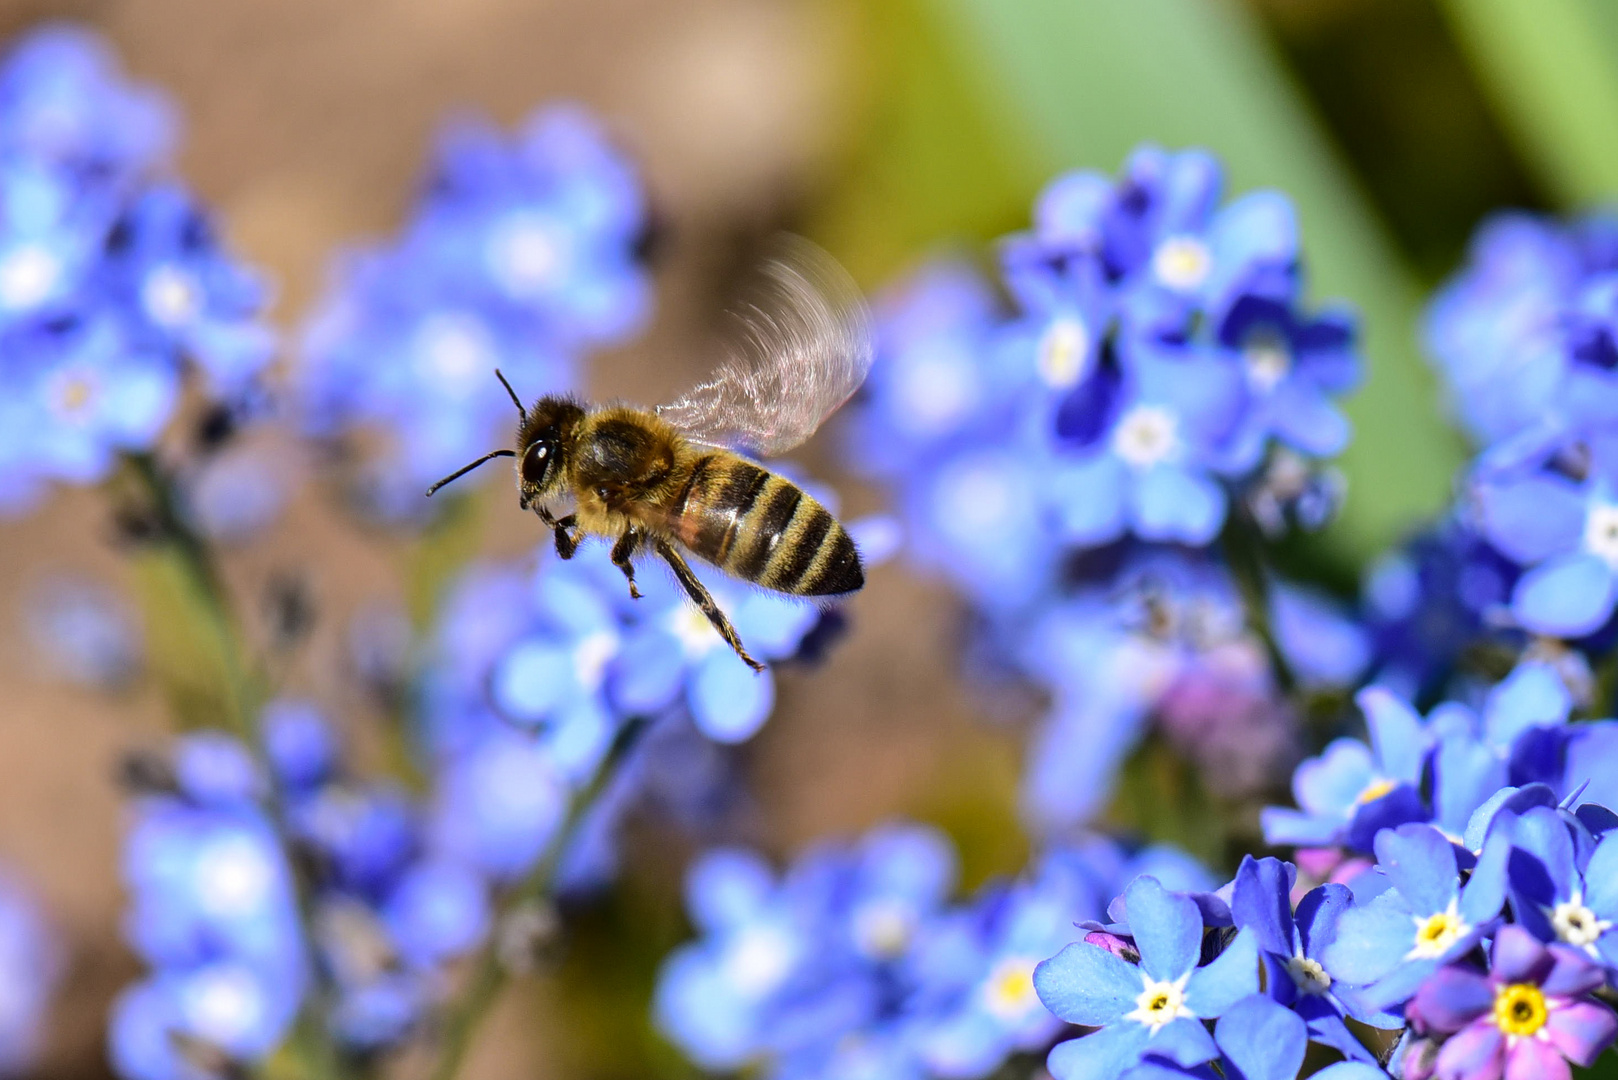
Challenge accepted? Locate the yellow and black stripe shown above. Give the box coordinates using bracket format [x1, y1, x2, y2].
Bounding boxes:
[669, 453, 863, 596]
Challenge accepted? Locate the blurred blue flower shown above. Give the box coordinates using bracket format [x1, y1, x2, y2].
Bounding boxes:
[1361, 518, 1520, 698]
[0, 27, 273, 514]
[430, 725, 566, 883]
[0, 871, 60, 1075]
[297, 104, 648, 501]
[1473, 432, 1618, 637]
[1261, 687, 1431, 851]
[22, 571, 141, 688]
[412, 105, 650, 349]
[1049, 343, 1243, 547]
[1033, 876, 1259, 1080]
[1426, 212, 1618, 448]
[0, 25, 173, 183]
[611, 559, 816, 743]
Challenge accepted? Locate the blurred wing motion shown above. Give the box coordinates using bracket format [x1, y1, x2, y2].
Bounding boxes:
[657, 236, 873, 457]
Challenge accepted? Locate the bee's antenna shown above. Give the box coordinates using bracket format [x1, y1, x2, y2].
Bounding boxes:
[494, 369, 526, 420]
[425, 449, 517, 497]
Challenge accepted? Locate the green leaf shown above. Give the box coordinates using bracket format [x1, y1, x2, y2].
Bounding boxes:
[1439, 0, 1618, 208]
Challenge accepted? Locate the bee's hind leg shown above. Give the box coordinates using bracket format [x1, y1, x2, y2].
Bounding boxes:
[611, 528, 645, 600]
[536, 507, 580, 559]
[652, 538, 764, 673]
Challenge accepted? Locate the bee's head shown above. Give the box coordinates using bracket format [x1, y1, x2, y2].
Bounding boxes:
[517, 395, 585, 507]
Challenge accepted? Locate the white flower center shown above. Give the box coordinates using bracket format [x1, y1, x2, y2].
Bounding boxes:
[0, 243, 61, 310]
[142, 264, 203, 328]
[1286, 952, 1331, 995]
[488, 213, 567, 296]
[1584, 503, 1618, 566]
[668, 603, 722, 658]
[1112, 405, 1179, 468]
[1152, 236, 1211, 291]
[571, 631, 618, 691]
[1551, 895, 1612, 952]
[1406, 899, 1470, 960]
[982, 956, 1042, 1022]
[414, 312, 492, 395]
[194, 835, 275, 918]
[851, 898, 915, 958]
[723, 924, 795, 996]
[1037, 316, 1090, 388]
[1126, 972, 1192, 1031]
[1243, 333, 1291, 392]
[180, 966, 265, 1046]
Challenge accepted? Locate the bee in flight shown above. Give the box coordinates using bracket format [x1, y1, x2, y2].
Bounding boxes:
[425, 237, 873, 672]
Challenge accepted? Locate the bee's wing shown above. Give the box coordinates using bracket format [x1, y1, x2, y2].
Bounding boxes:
[656, 236, 873, 457]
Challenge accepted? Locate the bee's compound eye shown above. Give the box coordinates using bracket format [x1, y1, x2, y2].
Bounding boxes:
[521, 441, 553, 487]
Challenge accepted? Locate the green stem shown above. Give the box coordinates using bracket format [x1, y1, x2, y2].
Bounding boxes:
[124, 451, 261, 738]
[428, 720, 645, 1080]
[121, 452, 347, 1080]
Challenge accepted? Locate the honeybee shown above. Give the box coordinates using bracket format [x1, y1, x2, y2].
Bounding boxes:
[425, 237, 872, 672]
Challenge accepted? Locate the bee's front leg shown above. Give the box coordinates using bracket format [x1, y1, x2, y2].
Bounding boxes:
[535, 506, 580, 559]
[611, 528, 644, 600]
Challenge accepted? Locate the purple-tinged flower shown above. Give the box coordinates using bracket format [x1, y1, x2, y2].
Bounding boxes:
[1321, 824, 1509, 1009]
[1034, 876, 1259, 1080]
[1405, 925, 1617, 1080]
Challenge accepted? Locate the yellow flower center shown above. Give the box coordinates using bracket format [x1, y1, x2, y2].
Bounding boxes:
[1355, 777, 1397, 805]
[57, 375, 93, 414]
[1152, 236, 1212, 291]
[1036, 317, 1090, 388]
[1285, 952, 1331, 995]
[982, 956, 1040, 1021]
[1493, 983, 1548, 1038]
[1406, 900, 1469, 960]
[1126, 973, 1191, 1031]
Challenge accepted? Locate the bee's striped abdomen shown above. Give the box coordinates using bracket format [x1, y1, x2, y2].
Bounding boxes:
[668, 453, 864, 597]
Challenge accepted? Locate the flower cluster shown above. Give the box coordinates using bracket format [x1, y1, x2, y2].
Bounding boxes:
[0, 26, 273, 513]
[110, 706, 494, 1077]
[654, 822, 1218, 1080]
[847, 149, 1366, 834]
[296, 104, 651, 517]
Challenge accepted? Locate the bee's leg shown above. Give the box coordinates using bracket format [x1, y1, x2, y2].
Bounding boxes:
[652, 538, 764, 673]
[611, 528, 645, 600]
[535, 507, 581, 559]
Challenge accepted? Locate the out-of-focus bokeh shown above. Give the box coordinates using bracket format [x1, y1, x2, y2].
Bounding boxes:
[1, 0, 1615, 1077]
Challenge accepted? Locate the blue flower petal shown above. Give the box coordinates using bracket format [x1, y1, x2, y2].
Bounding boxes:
[689, 651, 773, 743]
[1048, 1023, 1151, 1080]
[1213, 995, 1306, 1080]
[1512, 552, 1618, 637]
[1184, 929, 1259, 1018]
[1033, 941, 1140, 1026]
[1131, 465, 1226, 544]
[1475, 475, 1586, 564]
[1124, 877, 1203, 983]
